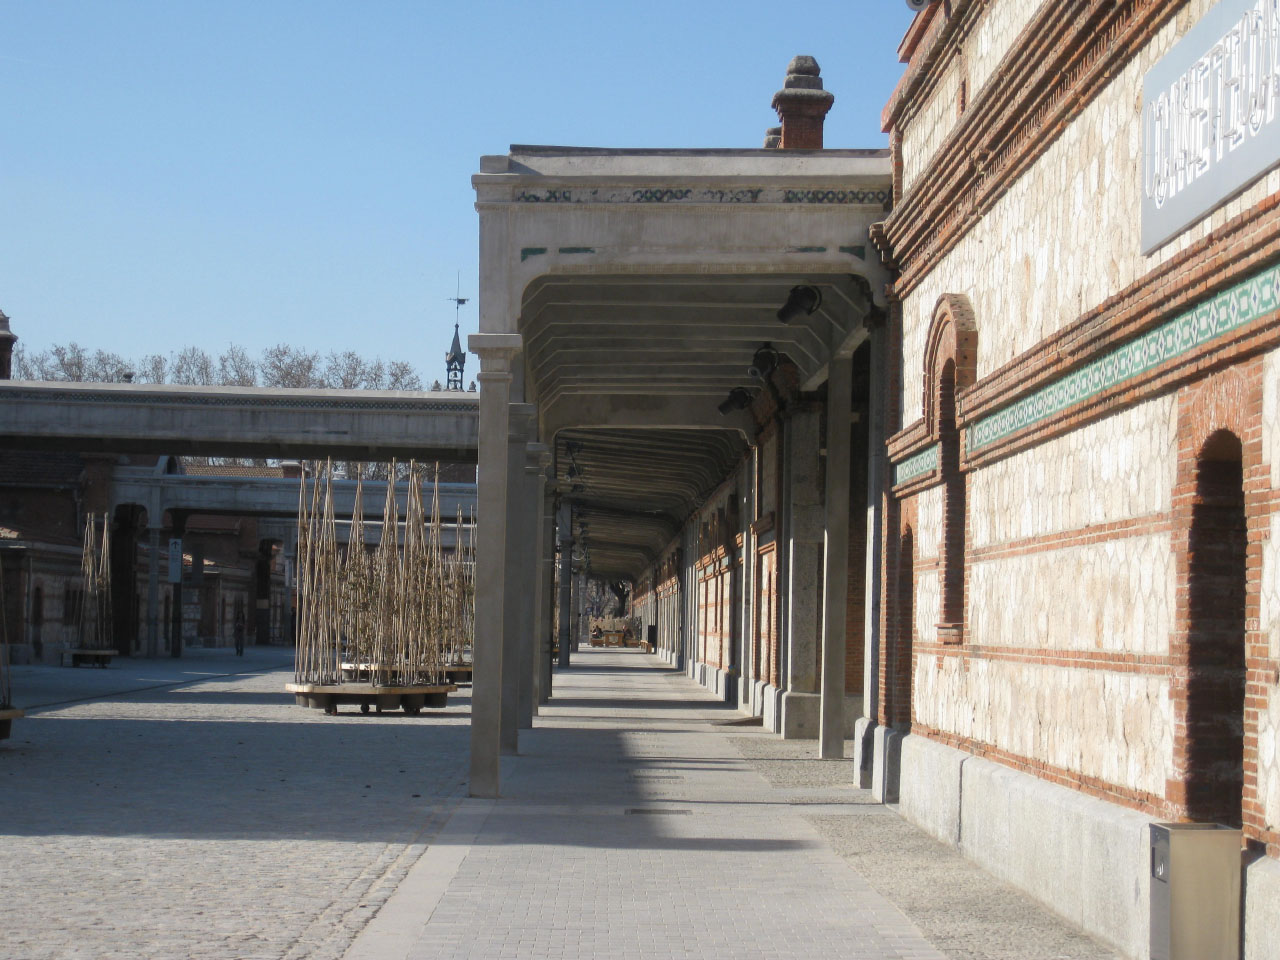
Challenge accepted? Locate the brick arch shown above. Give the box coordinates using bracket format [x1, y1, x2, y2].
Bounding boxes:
[923, 295, 975, 642]
[1169, 360, 1267, 843]
[922, 293, 978, 439]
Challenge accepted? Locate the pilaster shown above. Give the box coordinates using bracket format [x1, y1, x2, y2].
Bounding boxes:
[467, 332, 521, 797]
[781, 405, 823, 739]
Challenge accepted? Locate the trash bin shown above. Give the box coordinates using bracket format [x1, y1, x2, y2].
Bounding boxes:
[1149, 822, 1241, 960]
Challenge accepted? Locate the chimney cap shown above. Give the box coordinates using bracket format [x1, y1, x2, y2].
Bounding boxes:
[784, 55, 823, 86]
[0, 309, 15, 345]
[772, 54, 834, 110]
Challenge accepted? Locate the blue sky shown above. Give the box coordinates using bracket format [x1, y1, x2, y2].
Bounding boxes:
[1, 1, 915, 380]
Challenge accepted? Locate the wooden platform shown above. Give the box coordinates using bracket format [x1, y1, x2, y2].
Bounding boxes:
[285, 682, 458, 716]
[0, 706, 23, 740]
[445, 664, 472, 685]
[63, 649, 118, 668]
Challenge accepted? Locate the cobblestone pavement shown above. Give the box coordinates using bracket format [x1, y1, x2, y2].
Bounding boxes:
[3, 647, 1120, 959]
[1, 647, 471, 960]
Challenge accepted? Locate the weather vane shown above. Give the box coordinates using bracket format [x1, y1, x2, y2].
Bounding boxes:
[446, 271, 469, 320]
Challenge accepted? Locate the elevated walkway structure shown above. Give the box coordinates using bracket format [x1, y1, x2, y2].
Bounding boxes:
[0, 381, 478, 462]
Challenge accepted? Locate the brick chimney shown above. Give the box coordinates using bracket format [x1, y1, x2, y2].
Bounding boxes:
[763, 125, 782, 149]
[0, 309, 16, 380]
[771, 56, 834, 149]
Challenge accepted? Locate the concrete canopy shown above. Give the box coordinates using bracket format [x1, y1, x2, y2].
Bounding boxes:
[475, 145, 892, 581]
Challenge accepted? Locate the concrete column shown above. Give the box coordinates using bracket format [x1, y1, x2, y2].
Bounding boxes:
[537, 487, 555, 702]
[501, 405, 535, 753]
[467, 332, 521, 798]
[820, 357, 853, 759]
[557, 500, 572, 669]
[738, 455, 756, 710]
[856, 323, 886, 787]
[146, 526, 161, 658]
[518, 441, 548, 727]
[781, 405, 824, 739]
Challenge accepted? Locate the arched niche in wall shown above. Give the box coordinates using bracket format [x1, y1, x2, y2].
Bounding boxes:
[922, 294, 977, 643]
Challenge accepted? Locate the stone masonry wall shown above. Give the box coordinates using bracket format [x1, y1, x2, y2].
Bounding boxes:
[913, 657, 1172, 798]
[899, 0, 1280, 425]
[967, 396, 1177, 548]
[900, 0, 1046, 193]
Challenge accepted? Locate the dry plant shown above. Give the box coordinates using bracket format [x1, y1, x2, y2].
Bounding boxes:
[293, 461, 474, 687]
[77, 514, 113, 651]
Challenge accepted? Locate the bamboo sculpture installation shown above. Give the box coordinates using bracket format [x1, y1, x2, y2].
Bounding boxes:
[289, 461, 471, 715]
[77, 514, 113, 653]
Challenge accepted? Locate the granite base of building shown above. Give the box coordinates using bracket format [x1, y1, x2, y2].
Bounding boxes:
[878, 732, 1280, 960]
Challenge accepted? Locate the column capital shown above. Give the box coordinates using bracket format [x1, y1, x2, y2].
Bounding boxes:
[508, 403, 537, 441]
[468, 333, 522, 372]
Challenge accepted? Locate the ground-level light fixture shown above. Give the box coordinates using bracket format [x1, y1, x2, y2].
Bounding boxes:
[776, 285, 822, 324]
[718, 387, 754, 416]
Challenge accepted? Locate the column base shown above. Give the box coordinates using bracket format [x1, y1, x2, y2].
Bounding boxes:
[852, 716, 877, 789]
[870, 724, 902, 803]
[780, 690, 820, 739]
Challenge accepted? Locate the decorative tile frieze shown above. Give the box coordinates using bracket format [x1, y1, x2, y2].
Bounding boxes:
[512, 187, 890, 205]
[894, 443, 939, 484]
[968, 261, 1280, 451]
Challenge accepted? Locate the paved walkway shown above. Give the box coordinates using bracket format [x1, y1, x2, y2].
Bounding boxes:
[348, 648, 1118, 960]
[0, 646, 1119, 959]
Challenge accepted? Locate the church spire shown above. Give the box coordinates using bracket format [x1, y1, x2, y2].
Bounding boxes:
[445, 322, 465, 391]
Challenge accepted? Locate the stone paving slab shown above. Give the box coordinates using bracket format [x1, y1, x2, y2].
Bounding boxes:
[351, 649, 949, 960]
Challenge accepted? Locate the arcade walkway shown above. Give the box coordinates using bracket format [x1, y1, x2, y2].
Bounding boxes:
[349, 648, 1118, 960]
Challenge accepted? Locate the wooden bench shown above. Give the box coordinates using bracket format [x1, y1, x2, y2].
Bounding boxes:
[0, 706, 22, 740]
[63, 649, 118, 668]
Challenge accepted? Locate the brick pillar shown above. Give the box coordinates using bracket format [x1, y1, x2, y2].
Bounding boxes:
[0, 309, 17, 380]
[771, 56, 834, 150]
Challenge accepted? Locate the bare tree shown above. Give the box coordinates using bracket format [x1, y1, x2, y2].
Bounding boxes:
[218, 344, 257, 386]
[386, 360, 423, 391]
[86, 349, 132, 383]
[322, 350, 370, 390]
[12, 340, 427, 395]
[261, 343, 322, 388]
[170, 347, 216, 385]
[11, 343, 29, 380]
[136, 354, 168, 384]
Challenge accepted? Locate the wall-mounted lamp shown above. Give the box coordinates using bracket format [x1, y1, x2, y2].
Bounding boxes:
[748, 343, 780, 380]
[717, 386, 754, 416]
[776, 285, 822, 324]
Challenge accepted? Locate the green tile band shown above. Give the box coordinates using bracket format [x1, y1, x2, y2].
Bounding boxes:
[894, 444, 938, 484]
[968, 261, 1280, 451]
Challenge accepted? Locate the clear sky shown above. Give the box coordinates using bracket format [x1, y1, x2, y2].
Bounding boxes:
[1, 1, 915, 382]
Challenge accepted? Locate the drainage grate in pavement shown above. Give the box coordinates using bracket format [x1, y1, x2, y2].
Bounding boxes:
[624, 808, 691, 815]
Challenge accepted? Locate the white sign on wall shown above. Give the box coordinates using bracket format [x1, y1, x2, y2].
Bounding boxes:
[167, 538, 183, 583]
[1142, 0, 1280, 253]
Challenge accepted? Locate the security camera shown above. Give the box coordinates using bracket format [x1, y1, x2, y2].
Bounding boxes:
[905, 0, 934, 11]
